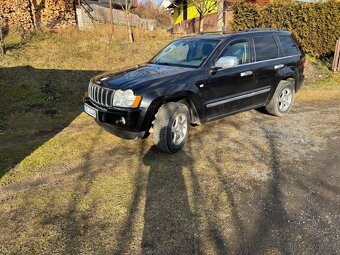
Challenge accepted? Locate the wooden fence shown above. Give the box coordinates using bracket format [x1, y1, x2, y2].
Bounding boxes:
[332, 38, 340, 72]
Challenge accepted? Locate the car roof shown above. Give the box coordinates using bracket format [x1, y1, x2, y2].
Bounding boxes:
[176, 29, 292, 41]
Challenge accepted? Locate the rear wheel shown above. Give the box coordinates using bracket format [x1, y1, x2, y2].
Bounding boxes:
[153, 102, 189, 153]
[266, 80, 295, 116]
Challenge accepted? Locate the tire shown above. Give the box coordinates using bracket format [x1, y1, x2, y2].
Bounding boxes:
[265, 80, 295, 116]
[153, 102, 190, 153]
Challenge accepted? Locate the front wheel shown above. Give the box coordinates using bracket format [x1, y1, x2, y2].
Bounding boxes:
[153, 102, 190, 153]
[266, 80, 295, 116]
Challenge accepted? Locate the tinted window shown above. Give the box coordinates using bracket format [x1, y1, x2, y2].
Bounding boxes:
[253, 36, 278, 61]
[220, 39, 250, 64]
[278, 35, 299, 56]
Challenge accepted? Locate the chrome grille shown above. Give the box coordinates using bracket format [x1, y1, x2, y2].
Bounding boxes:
[88, 82, 115, 107]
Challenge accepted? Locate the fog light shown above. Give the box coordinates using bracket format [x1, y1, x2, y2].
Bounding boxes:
[116, 116, 126, 126]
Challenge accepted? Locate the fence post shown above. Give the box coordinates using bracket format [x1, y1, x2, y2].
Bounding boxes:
[332, 38, 340, 72]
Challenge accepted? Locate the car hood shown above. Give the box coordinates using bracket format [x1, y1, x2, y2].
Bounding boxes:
[92, 64, 195, 90]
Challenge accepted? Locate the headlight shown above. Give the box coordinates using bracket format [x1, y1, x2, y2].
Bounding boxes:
[112, 89, 142, 108]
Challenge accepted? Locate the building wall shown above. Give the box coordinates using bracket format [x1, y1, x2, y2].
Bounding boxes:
[77, 3, 158, 30]
[173, 0, 270, 26]
[173, 0, 218, 25]
[173, 10, 233, 34]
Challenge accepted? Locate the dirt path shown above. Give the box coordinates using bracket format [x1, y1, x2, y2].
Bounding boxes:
[0, 91, 339, 254]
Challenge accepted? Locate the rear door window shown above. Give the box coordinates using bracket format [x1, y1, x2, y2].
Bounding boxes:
[278, 35, 299, 56]
[253, 36, 278, 61]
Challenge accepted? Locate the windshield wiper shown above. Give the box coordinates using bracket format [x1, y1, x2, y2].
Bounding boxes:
[153, 62, 178, 67]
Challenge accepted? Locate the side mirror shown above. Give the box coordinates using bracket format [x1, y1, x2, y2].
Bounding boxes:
[215, 56, 238, 70]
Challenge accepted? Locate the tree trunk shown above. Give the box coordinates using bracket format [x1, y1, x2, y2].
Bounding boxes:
[217, 0, 225, 31]
[0, 28, 4, 57]
[199, 15, 204, 33]
[0, 18, 4, 57]
[224, 11, 227, 31]
[126, 12, 134, 43]
[109, 0, 114, 38]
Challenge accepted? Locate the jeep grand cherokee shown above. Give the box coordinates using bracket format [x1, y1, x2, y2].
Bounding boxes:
[83, 29, 305, 153]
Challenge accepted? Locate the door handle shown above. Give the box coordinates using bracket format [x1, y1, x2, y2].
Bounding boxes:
[240, 71, 253, 77]
[274, 64, 284, 70]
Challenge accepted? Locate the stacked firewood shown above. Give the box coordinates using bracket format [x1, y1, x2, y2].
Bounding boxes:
[0, 0, 34, 30]
[36, 0, 76, 28]
[0, 0, 76, 30]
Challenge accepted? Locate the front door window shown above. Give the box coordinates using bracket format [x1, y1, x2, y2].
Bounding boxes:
[220, 39, 250, 65]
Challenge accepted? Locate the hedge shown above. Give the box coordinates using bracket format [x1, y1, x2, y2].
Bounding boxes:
[231, 0, 340, 58]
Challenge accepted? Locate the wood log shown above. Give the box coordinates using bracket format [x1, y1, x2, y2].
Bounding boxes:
[0, 0, 76, 30]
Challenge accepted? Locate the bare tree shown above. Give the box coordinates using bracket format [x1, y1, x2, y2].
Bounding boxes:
[191, 0, 224, 33]
[115, 0, 135, 43]
[109, 0, 115, 37]
[134, 0, 172, 28]
[0, 17, 8, 57]
[0, 24, 4, 57]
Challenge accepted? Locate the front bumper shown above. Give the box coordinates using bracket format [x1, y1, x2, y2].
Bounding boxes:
[96, 120, 145, 139]
[83, 98, 146, 140]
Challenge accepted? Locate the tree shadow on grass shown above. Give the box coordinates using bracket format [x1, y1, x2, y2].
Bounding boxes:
[0, 65, 102, 177]
[141, 146, 199, 254]
[249, 126, 290, 254]
[1, 92, 339, 254]
[184, 116, 295, 254]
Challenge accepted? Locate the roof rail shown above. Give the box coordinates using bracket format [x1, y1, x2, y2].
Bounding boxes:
[243, 28, 287, 32]
[198, 30, 233, 35]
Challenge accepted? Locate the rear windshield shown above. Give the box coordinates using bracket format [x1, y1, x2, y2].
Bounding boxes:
[151, 39, 221, 68]
[253, 36, 279, 61]
[278, 35, 299, 56]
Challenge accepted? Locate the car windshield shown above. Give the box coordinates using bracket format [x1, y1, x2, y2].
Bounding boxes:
[150, 39, 221, 68]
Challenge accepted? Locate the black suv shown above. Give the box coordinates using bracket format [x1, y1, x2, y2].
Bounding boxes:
[83, 29, 305, 153]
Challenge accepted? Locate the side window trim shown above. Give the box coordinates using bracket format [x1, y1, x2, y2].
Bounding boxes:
[210, 36, 301, 70]
[274, 35, 285, 58]
[229, 54, 302, 68]
[290, 34, 302, 55]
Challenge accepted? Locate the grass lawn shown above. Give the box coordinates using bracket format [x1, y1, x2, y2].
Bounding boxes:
[0, 26, 339, 254]
[0, 26, 175, 176]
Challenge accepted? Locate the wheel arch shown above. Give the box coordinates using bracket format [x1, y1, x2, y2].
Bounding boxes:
[155, 94, 201, 125]
[283, 76, 296, 88]
[278, 66, 297, 91]
[140, 92, 201, 139]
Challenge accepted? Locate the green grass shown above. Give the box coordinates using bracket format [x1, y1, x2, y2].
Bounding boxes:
[0, 26, 175, 175]
[303, 55, 340, 90]
[307, 72, 340, 90]
[1, 26, 339, 176]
